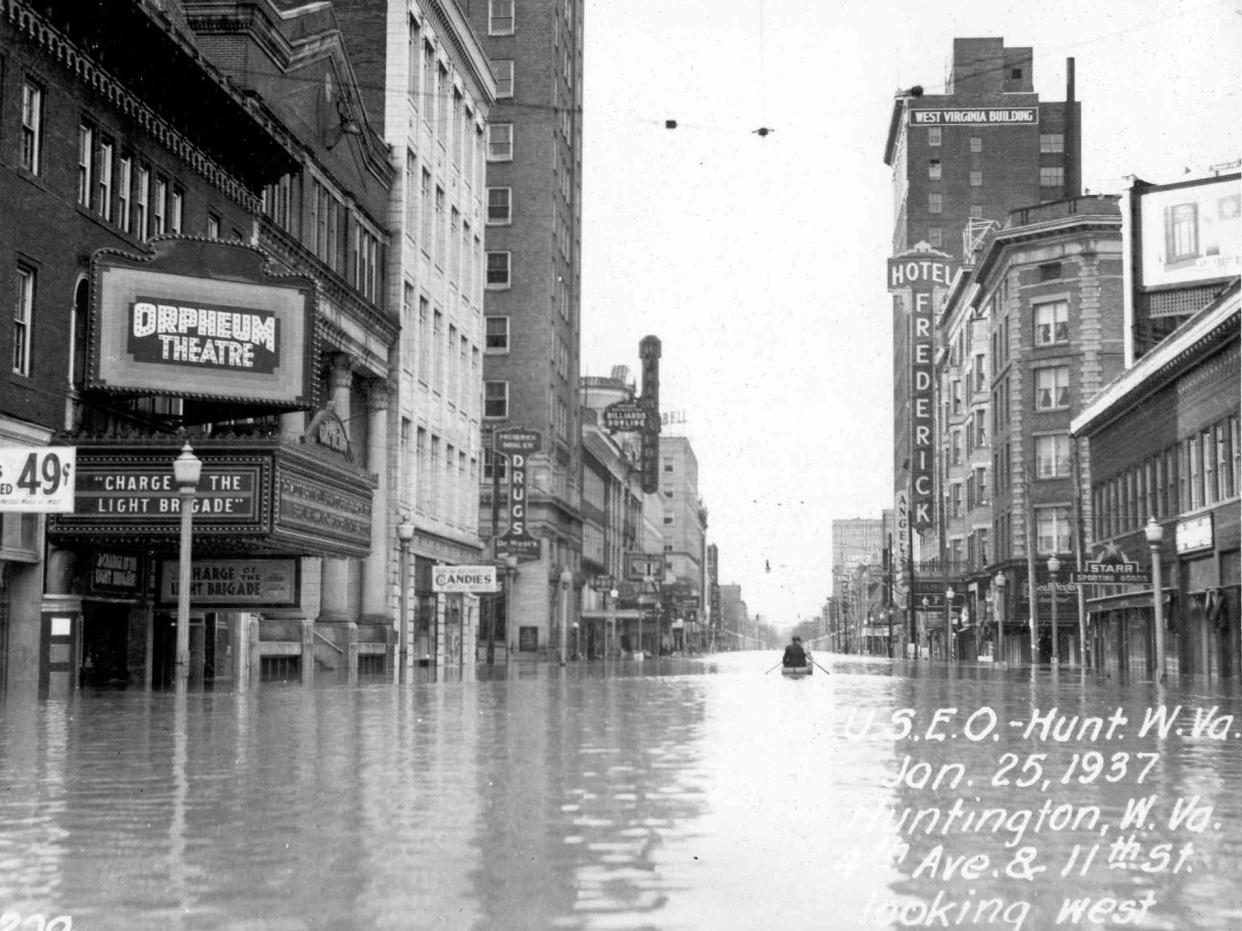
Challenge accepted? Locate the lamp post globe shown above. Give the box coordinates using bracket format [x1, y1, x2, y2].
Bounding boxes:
[173, 442, 202, 690]
[1145, 518, 1166, 682]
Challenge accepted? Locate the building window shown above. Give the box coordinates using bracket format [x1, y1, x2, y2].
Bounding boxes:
[969, 205, 983, 219]
[20, 81, 43, 174]
[152, 176, 168, 236]
[487, 123, 513, 161]
[77, 123, 94, 207]
[976, 466, 988, 504]
[928, 193, 942, 214]
[973, 353, 986, 392]
[1039, 261, 1062, 282]
[484, 380, 508, 418]
[1035, 434, 1071, 478]
[663, 457, 674, 473]
[12, 265, 35, 376]
[1040, 166, 1065, 188]
[1035, 366, 1069, 411]
[485, 315, 509, 352]
[487, 187, 512, 224]
[970, 170, 982, 187]
[928, 160, 941, 180]
[1165, 204, 1199, 261]
[1039, 133, 1064, 153]
[1035, 505, 1071, 554]
[928, 127, 941, 147]
[486, 251, 511, 288]
[489, 0, 514, 34]
[207, 212, 221, 239]
[169, 188, 183, 234]
[1034, 300, 1069, 345]
[970, 136, 982, 153]
[117, 156, 133, 233]
[951, 430, 962, 465]
[493, 59, 514, 98]
[96, 138, 115, 221]
[928, 227, 943, 248]
[134, 164, 150, 238]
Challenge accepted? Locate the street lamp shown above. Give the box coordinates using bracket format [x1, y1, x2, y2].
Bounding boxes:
[921, 596, 929, 661]
[397, 520, 414, 676]
[172, 442, 202, 689]
[499, 555, 517, 664]
[945, 586, 955, 662]
[994, 571, 1007, 669]
[1047, 555, 1061, 668]
[1145, 518, 1166, 682]
[558, 568, 573, 666]
[608, 586, 619, 661]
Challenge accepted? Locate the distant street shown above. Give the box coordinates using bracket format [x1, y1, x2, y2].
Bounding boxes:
[3, 654, 1242, 929]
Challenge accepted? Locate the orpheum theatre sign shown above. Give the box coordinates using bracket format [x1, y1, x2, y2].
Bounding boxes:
[89, 238, 317, 407]
[888, 245, 956, 532]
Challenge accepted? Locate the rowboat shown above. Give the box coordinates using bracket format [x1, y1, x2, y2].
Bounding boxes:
[781, 664, 812, 677]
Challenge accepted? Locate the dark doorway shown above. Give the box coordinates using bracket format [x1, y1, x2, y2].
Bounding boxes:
[80, 604, 133, 688]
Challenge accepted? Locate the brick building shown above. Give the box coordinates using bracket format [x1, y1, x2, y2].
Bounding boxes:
[1072, 172, 1240, 680]
[467, 0, 585, 659]
[1, 0, 297, 697]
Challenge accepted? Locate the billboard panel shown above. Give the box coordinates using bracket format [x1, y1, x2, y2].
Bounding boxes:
[1139, 176, 1240, 290]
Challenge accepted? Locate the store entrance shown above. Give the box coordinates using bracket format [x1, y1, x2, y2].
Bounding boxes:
[152, 611, 232, 689]
[80, 603, 134, 688]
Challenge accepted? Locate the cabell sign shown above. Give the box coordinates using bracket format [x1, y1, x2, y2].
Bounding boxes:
[89, 238, 317, 407]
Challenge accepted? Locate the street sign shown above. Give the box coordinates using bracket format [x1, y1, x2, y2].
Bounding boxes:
[591, 575, 617, 592]
[602, 400, 646, 433]
[625, 552, 664, 581]
[0, 446, 76, 512]
[1071, 562, 1151, 585]
[494, 427, 541, 454]
[432, 565, 500, 593]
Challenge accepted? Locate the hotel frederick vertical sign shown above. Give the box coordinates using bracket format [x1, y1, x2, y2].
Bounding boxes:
[888, 246, 956, 532]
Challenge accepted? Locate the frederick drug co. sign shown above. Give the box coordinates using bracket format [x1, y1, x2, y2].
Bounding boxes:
[89, 238, 317, 407]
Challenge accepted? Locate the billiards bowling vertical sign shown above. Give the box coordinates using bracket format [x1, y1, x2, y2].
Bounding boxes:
[639, 336, 661, 494]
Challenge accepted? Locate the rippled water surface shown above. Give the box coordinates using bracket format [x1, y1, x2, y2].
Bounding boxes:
[3, 654, 1242, 930]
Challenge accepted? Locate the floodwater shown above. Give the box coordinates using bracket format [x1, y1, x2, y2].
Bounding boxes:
[3, 654, 1242, 930]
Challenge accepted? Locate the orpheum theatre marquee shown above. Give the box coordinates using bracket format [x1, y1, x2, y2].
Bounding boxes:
[49, 238, 374, 567]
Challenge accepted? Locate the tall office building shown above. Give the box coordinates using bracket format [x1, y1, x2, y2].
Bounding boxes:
[337, 0, 495, 669]
[885, 37, 1082, 618]
[468, 0, 585, 657]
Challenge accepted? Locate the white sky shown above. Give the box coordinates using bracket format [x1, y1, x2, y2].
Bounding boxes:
[579, 0, 1242, 628]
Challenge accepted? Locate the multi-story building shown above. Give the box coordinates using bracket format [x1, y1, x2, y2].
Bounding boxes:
[935, 195, 1125, 666]
[336, 0, 495, 669]
[658, 436, 708, 652]
[1072, 172, 1240, 679]
[885, 38, 1082, 643]
[467, 0, 585, 659]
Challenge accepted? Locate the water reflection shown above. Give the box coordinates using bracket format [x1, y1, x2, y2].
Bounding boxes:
[1, 656, 1242, 929]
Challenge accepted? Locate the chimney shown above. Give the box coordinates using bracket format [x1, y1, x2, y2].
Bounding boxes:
[1064, 58, 1081, 199]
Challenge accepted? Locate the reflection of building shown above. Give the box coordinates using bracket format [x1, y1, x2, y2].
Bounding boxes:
[468, 0, 586, 659]
[1073, 172, 1240, 679]
[336, 0, 496, 668]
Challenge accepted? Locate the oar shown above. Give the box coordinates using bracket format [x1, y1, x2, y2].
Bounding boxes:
[808, 656, 831, 675]
[764, 661, 783, 674]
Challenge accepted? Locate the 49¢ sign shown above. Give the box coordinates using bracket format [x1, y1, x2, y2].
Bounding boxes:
[0, 447, 76, 512]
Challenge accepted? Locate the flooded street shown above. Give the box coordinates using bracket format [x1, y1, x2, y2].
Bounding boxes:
[4, 654, 1242, 930]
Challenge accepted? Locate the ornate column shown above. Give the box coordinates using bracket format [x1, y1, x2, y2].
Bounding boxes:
[318, 354, 353, 623]
[360, 381, 390, 623]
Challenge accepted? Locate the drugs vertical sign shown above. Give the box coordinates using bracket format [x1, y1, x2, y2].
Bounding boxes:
[0, 447, 76, 512]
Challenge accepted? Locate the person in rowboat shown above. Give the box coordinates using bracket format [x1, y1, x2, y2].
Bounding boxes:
[782, 635, 808, 668]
